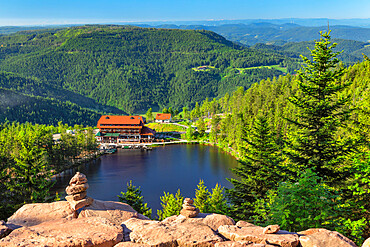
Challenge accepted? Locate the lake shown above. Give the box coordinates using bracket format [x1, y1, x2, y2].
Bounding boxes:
[53, 144, 239, 214]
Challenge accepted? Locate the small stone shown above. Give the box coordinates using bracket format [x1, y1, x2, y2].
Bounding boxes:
[69, 172, 88, 185]
[180, 208, 200, 218]
[73, 177, 88, 185]
[66, 196, 94, 211]
[184, 198, 193, 204]
[65, 183, 89, 195]
[182, 204, 196, 210]
[263, 225, 280, 234]
[71, 191, 87, 201]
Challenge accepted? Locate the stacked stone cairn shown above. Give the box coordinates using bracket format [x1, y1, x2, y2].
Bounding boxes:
[180, 198, 200, 218]
[65, 172, 94, 218]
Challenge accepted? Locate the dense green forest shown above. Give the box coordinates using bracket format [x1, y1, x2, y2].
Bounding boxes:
[179, 35, 370, 244]
[0, 71, 124, 125]
[0, 122, 97, 220]
[1, 24, 367, 120]
[0, 25, 298, 114]
[0, 87, 103, 126]
[0, 71, 125, 114]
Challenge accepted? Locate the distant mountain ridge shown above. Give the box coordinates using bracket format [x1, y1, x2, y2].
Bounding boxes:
[141, 23, 370, 46]
[252, 39, 370, 64]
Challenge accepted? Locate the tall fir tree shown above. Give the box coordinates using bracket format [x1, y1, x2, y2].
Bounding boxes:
[285, 31, 356, 182]
[146, 108, 153, 122]
[227, 115, 284, 220]
[118, 180, 152, 218]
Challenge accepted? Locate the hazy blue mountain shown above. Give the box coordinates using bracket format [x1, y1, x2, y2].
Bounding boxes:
[140, 23, 370, 46]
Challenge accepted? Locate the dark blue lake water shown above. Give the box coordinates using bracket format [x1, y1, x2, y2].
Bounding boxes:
[54, 144, 239, 213]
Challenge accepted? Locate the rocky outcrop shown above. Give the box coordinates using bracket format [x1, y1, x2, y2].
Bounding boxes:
[123, 217, 223, 246]
[263, 225, 280, 234]
[215, 241, 276, 247]
[162, 212, 235, 231]
[0, 221, 12, 239]
[1, 172, 362, 247]
[298, 228, 357, 247]
[6, 201, 74, 227]
[362, 238, 370, 247]
[0, 216, 123, 247]
[114, 243, 150, 247]
[79, 199, 149, 225]
[236, 221, 257, 228]
[218, 225, 300, 247]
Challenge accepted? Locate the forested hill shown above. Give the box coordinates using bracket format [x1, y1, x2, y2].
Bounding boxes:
[0, 25, 297, 114]
[0, 71, 124, 126]
[0, 87, 102, 126]
[0, 72, 125, 115]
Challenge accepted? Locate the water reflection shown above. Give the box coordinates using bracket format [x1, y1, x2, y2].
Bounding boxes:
[53, 144, 238, 214]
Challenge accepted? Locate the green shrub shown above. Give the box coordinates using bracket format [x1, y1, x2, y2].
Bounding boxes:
[253, 169, 342, 232]
[157, 189, 184, 220]
[118, 180, 152, 218]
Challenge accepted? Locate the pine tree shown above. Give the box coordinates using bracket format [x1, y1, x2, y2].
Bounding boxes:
[146, 108, 153, 122]
[193, 180, 209, 212]
[227, 115, 284, 220]
[197, 117, 206, 136]
[118, 180, 152, 218]
[157, 189, 183, 220]
[285, 31, 356, 182]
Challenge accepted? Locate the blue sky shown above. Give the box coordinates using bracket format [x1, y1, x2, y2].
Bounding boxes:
[0, 0, 369, 26]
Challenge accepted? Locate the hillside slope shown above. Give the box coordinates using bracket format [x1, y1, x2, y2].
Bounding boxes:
[0, 87, 103, 126]
[0, 25, 297, 113]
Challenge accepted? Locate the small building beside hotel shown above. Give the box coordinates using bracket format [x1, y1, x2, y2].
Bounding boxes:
[96, 115, 155, 144]
[155, 113, 172, 123]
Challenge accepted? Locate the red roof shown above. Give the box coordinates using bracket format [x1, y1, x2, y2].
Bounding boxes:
[156, 113, 172, 120]
[97, 115, 144, 128]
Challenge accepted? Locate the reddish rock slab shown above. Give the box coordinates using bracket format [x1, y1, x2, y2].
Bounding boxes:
[263, 225, 280, 234]
[218, 225, 299, 247]
[0, 216, 123, 247]
[215, 240, 276, 246]
[0, 221, 12, 239]
[236, 221, 257, 228]
[114, 243, 151, 247]
[123, 217, 223, 246]
[362, 238, 370, 247]
[66, 196, 94, 211]
[298, 228, 357, 247]
[6, 201, 74, 227]
[79, 199, 148, 225]
[161, 213, 235, 231]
